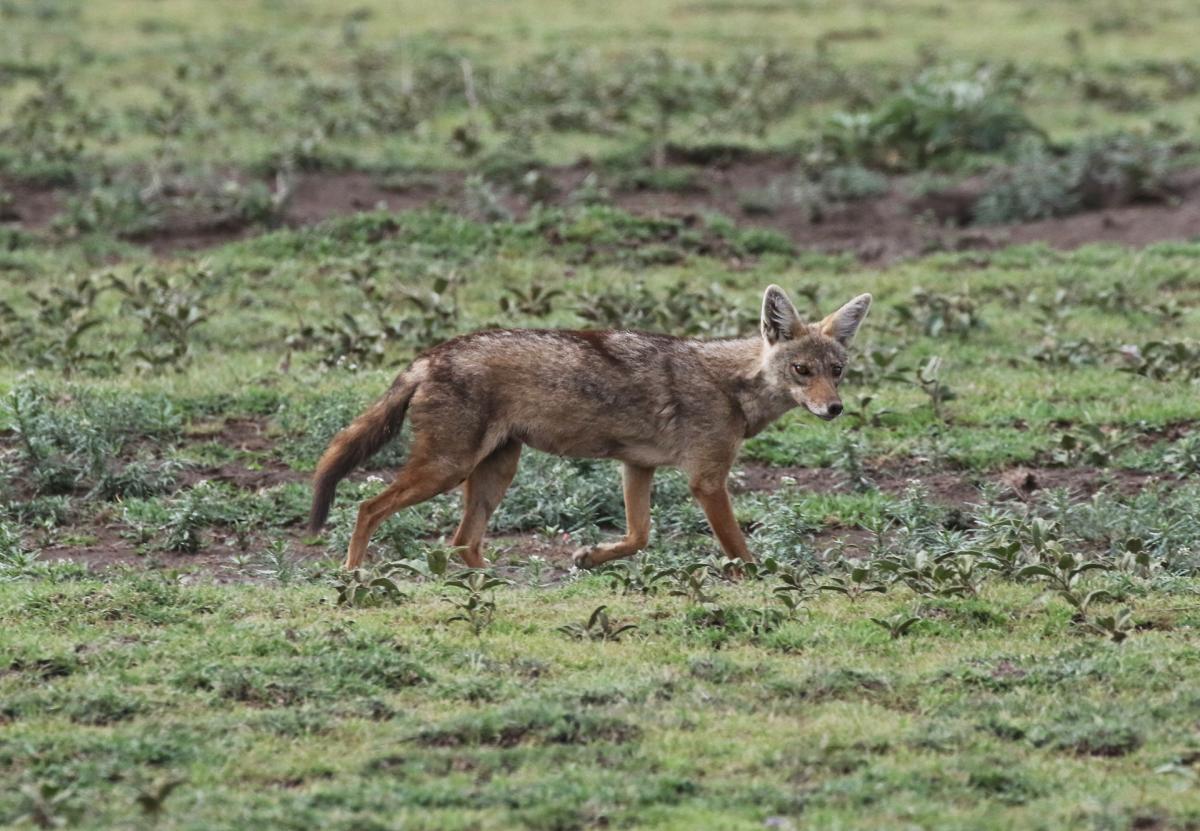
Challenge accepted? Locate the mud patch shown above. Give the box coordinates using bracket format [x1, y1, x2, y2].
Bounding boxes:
[38, 522, 329, 584]
[11, 159, 1200, 261]
[0, 178, 62, 228]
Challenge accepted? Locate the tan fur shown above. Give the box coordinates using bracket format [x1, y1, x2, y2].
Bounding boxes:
[309, 286, 872, 570]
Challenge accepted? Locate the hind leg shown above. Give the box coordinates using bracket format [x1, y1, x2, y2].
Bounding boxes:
[450, 440, 522, 568]
[344, 452, 470, 570]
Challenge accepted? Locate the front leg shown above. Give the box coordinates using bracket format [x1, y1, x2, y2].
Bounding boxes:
[689, 473, 754, 562]
[573, 463, 654, 568]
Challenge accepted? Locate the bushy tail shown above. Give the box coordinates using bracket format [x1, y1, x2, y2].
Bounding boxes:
[308, 379, 416, 532]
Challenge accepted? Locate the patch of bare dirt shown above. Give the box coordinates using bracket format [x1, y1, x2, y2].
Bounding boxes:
[611, 158, 953, 263]
[285, 170, 460, 225]
[486, 532, 580, 583]
[9, 160, 1200, 260]
[37, 522, 327, 584]
[0, 178, 62, 228]
[602, 163, 1200, 262]
[187, 416, 276, 452]
[1003, 170, 1200, 250]
[185, 460, 306, 491]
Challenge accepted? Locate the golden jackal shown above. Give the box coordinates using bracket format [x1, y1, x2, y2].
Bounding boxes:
[309, 285, 871, 570]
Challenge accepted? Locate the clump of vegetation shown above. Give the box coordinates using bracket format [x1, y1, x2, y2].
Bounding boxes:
[892, 287, 984, 338]
[975, 131, 1176, 223]
[287, 266, 463, 368]
[0, 72, 100, 184]
[1070, 130, 1175, 207]
[0, 272, 114, 373]
[1118, 340, 1200, 382]
[574, 278, 746, 336]
[333, 567, 409, 608]
[490, 48, 827, 169]
[823, 65, 1039, 170]
[973, 140, 1079, 223]
[110, 265, 214, 370]
[1162, 434, 1200, 474]
[821, 164, 890, 201]
[444, 571, 511, 635]
[1, 384, 181, 498]
[739, 164, 888, 219]
[55, 173, 287, 239]
[0, 264, 214, 373]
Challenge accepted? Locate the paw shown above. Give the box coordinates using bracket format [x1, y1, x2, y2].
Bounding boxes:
[571, 547, 596, 569]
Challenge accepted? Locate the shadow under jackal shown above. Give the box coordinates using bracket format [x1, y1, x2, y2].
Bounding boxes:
[309, 285, 872, 570]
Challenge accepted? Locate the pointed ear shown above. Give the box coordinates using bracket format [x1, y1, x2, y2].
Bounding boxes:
[760, 285, 802, 345]
[819, 293, 873, 346]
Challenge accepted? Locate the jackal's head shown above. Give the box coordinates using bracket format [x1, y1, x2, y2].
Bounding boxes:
[759, 285, 872, 421]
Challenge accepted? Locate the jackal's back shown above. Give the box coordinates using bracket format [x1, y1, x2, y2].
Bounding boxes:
[407, 328, 764, 467]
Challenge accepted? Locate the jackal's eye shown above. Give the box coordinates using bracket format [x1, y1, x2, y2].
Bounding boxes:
[792, 363, 812, 377]
[832, 364, 844, 377]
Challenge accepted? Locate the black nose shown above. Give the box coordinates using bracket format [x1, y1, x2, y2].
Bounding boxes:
[828, 402, 843, 416]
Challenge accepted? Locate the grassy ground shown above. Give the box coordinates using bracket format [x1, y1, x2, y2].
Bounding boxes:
[4, 577, 1200, 830]
[3, 205, 1200, 830]
[4, 209, 1199, 471]
[4, 2, 1200, 829]
[5, 0, 1200, 175]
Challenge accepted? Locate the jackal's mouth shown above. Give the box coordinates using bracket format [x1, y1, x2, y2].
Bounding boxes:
[803, 402, 842, 421]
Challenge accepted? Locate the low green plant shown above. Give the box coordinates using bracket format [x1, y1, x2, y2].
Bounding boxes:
[1017, 551, 1113, 618]
[1050, 424, 1133, 467]
[869, 611, 923, 640]
[667, 562, 718, 604]
[574, 278, 745, 336]
[499, 281, 565, 317]
[389, 546, 453, 581]
[557, 605, 638, 641]
[444, 571, 511, 635]
[1086, 607, 1134, 643]
[109, 266, 212, 370]
[1118, 340, 1200, 382]
[333, 568, 409, 608]
[877, 549, 984, 598]
[893, 288, 984, 338]
[14, 781, 79, 830]
[1162, 434, 1200, 474]
[832, 433, 874, 492]
[914, 356, 957, 422]
[603, 560, 673, 595]
[818, 562, 887, 602]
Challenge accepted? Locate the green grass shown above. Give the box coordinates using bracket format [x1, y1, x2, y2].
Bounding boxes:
[2, 205, 1200, 827]
[4, 3, 1200, 828]
[4, 575, 1200, 830]
[4, 209, 1198, 473]
[5, 0, 1200, 175]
